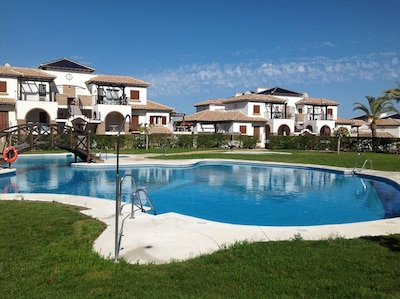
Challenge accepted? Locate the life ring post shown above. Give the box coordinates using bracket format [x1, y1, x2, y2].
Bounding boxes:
[3, 146, 18, 164]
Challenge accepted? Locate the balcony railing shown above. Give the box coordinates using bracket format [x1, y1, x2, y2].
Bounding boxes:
[264, 112, 295, 120]
[307, 113, 334, 121]
[96, 96, 128, 105]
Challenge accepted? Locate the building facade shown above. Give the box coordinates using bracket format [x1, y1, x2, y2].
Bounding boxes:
[0, 58, 175, 134]
[181, 87, 341, 147]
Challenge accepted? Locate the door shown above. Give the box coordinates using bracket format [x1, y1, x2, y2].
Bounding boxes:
[0, 111, 9, 130]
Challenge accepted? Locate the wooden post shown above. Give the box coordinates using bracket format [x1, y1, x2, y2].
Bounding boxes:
[87, 131, 90, 163]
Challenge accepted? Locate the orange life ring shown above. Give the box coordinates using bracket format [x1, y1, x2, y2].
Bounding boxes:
[3, 183, 18, 193]
[3, 146, 18, 163]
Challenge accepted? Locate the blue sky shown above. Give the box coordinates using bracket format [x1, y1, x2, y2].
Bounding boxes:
[1, 0, 399, 118]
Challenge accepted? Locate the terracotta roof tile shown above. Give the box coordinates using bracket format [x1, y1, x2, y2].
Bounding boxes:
[87, 74, 151, 87]
[194, 98, 225, 107]
[149, 126, 172, 134]
[184, 110, 266, 122]
[376, 118, 400, 126]
[351, 119, 367, 127]
[225, 93, 287, 104]
[296, 97, 340, 106]
[131, 100, 175, 112]
[335, 117, 354, 125]
[0, 65, 56, 81]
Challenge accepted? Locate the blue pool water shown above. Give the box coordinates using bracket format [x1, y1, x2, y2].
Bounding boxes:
[1, 154, 400, 226]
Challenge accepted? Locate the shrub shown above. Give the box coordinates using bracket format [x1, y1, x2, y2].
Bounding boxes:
[196, 133, 230, 148]
[88, 133, 399, 153]
[240, 135, 258, 149]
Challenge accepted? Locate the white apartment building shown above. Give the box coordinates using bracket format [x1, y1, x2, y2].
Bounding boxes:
[182, 87, 341, 147]
[0, 58, 175, 134]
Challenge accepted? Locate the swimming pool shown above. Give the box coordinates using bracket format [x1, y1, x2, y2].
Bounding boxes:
[1, 154, 400, 226]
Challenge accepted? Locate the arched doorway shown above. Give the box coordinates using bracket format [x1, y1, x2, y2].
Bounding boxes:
[26, 109, 50, 124]
[277, 124, 290, 136]
[320, 125, 331, 136]
[105, 112, 124, 132]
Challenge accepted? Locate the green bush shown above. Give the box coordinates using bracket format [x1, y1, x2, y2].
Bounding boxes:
[175, 134, 195, 148]
[196, 133, 230, 148]
[269, 136, 399, 153]
[88, 133, 399, 153]
[240, 135, 258, 149]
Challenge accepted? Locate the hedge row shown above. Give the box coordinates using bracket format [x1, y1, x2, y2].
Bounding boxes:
[90, 133, 259, 150]
[269, 135, 400, 153]
[89, 133, 399, 153]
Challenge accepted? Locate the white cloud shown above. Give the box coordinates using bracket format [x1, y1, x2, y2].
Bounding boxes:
[142, 52, 400, 97]
[321, 41, 335, 48]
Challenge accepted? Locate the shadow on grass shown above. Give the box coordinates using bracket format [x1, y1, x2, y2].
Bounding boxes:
[361, 235, 400, 252]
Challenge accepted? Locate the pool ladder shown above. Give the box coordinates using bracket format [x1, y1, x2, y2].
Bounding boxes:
[116, 174, 157, 257]
[352, 152, 373, 174]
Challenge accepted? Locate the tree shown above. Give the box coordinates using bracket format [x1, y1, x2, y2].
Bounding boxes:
[333, 127, 349, 154]
[353, 96, 398, 138]
[384, 82, 400, 103]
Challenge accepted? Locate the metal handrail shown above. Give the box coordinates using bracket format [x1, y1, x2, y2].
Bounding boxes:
[361, 159, 373, 171]
[352, 152, 373, 174]
[119, 174, 157, 216]
[134, 188, 157, 215]
[115, 174, 157, 261]
[119, 174, 138, 215]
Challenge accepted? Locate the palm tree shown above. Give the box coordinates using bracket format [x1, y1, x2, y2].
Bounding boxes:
[385, 82, 400, 103]
[353, 96, 398, 137]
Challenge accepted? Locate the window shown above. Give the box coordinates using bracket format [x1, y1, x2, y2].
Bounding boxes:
[106, 89, 119, 100]
[150, 115, 167, 125]
[253, 105, 260, 115]
[0, 81, 6, 93]
[39, 84, 46, 96]
[239, 125, 247, 134]
[130, 90, 139, 100]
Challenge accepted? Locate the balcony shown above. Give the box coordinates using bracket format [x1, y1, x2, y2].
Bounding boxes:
[96, 95, 128, 105]
[264, 112, 295, 120]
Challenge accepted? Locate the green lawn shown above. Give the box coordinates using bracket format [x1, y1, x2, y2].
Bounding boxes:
[1, 201, 400, 298]
[152, 149, 400, 172]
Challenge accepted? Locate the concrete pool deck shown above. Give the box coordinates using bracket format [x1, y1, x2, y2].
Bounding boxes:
[1, 153, 400, 264]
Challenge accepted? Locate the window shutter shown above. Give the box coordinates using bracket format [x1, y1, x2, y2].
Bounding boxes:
[130, 90, 139, 100]
[0, 81, 7, 93]
[150, 116, 154, 124]
[253, 105, 260, 114]
[162, 116, 167, 125]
